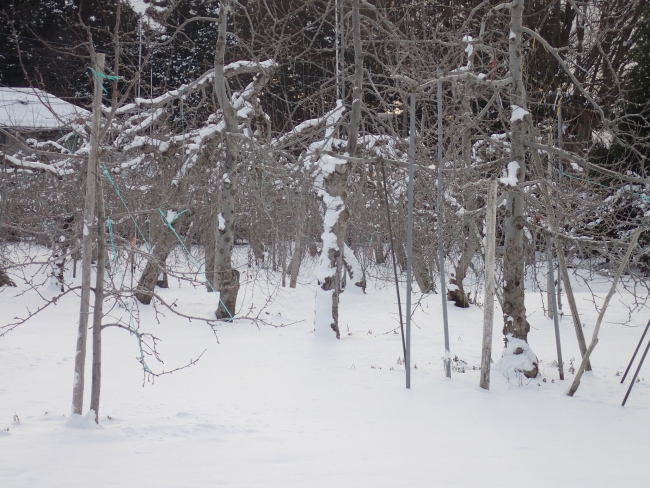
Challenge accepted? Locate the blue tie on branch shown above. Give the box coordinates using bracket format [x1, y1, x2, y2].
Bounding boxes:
[90, 68, 119, 93]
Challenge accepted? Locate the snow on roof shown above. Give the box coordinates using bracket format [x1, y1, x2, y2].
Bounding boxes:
[0, 87, 90, 130]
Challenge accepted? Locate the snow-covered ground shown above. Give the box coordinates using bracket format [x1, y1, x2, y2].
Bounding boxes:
[1, 247, 649, 487]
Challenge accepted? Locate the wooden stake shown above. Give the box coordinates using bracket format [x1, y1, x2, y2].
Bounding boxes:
[480, 179, 498, 390]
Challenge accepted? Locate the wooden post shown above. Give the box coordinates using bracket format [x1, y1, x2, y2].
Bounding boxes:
[480, 179, 498, 390]
[72, 52, 104, 415]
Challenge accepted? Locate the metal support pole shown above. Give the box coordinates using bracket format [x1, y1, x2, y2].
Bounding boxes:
[405, 93, 416, 389]
[334, 0, 340, 101]
[622, 336, 650, 406]
[380, 161, 407, 363]
[547, 235, 564, 380]
[437, 74, 451, 378]
[621, 318, 650, 384]
[556, 92, 563, 313]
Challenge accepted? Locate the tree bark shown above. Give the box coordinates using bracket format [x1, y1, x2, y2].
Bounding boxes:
[373, 241, 386, 264]
[315, 0, 363, 338]
[448, 224, 478, 307]
[213, 1, 241, 320]
[413, 245, 433, 294]
[502, 1, 538, 378]
[289, 231, 305, 288]
[204, 218, 217, 291]
[448, 71, 478, 307]
[343, 242, 366, 292]
[135, 213, 183, 305]
[72, 52, 103, 415]
[90, 175, 106, 424]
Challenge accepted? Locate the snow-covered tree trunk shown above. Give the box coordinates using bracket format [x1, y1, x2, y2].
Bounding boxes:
[500, 0, 538, 378]
[51, 214, 73, 292]
[343, 243, 366, 292]
[314, 148, 350, 339]
[315, 0, 364, 338]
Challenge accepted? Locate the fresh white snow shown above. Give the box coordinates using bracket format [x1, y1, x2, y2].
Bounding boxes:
[499, 161, 520, 186]
[1, 246, 650, 487]
[510, 105, 530, 123]
[0, 87, 89, 130]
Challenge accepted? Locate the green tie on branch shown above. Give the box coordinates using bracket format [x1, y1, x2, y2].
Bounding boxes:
[89, 68, 119, 93]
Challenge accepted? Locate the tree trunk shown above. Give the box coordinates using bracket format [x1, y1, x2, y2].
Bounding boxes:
[448, 68, 478, 308]
[413, 244, 433, 294]
[90, 176, 106, 424]
[373, 241, 386, 264]
[52, 214, 74, 292]
[315, 0, 363, 338]
[204, 218, 217, 291]
[135, 214, 183, 305]
[289, 231, 305, 288]
[315, 154, 349, 338]
[280, 229, 287, 287]
[343, 243, 366, 292]
[502, 0, 538, 378]
[448, 227, 478, 307]
[72, 52, 103, 415]
[213, 2, 241, 320]
[396, 241, 407, 272]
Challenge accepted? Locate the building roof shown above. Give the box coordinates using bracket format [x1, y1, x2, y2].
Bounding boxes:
[0, 87, 90, 130]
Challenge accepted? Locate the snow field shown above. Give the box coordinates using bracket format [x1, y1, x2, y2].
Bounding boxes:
[1, 249, 649, 487]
